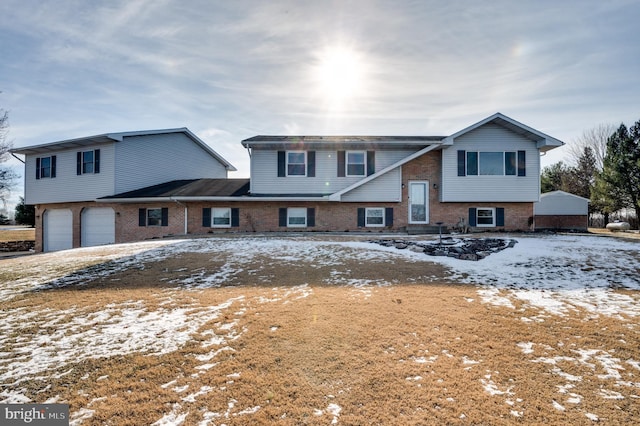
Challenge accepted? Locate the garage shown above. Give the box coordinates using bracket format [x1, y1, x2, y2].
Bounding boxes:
[43, 209, 73, 252]
[81, 207, 115, 247]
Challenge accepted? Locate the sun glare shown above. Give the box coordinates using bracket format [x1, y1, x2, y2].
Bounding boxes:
[313, 46, 365, 108]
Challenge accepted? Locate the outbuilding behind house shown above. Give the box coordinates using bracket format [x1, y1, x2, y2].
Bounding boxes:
[534, 190, 589, 231]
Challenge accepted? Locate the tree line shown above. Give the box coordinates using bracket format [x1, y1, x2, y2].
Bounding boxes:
[542, 120, 640, 228]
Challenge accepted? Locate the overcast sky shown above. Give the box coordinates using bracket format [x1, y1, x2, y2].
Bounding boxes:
[2, 0, 639, 210]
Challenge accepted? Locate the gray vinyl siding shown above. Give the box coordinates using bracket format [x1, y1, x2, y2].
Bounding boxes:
[24, 143, 116, 204]
[250, 148, 417, 195]
[441, 123, 541, 202]
[534, 193, 588, 215]
[341, 167, 402, 202]
[115, 133, 228, 194]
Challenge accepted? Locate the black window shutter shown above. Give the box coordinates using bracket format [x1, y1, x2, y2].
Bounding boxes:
[36, 157, 41, 180]
[161, 208, 169, 226]
[94, 149, 100, 174]
[278, 208, 287, 227]
[385, 208, 394, 226]
[457, 150, 466, 176]
[496, 208, 505, 227]
[468, 208, 477, 226]
[51, 155, 57, 178]
[231, 208, 240, 227]
[277, 151, 286, 177]
[367, 151, 376, 176]
[337, 151, 346, 177]
[138, 208, 147, 227]
[357, 208, 365, 227]
[467, 152, 478, 176]
[307, 151, 316, 177]
[307, 208, 315, 227]
[77, 152, 82, 175]
[517, 151, 526, 176]
[202, 208, 211, 227]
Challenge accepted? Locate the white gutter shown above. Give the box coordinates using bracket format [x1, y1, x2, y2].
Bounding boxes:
[96, 196, 332, 203]
[329, 143, 442, 201]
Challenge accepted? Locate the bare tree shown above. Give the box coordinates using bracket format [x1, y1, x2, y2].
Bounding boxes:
[0, 108, 17, 206]
[567, 123, 616, 169]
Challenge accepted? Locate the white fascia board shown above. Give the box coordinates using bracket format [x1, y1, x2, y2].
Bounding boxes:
[329, 143, 441, 201]
[540, 190, 591, 202]
[97, 196, 331, 203]
[443, 112, 564, 150]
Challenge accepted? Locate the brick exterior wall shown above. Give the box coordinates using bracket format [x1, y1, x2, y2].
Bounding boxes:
[402, 151, 534, 231]
[33, 150, 536, 252]
[35, 202, 186, 252]
[535, 215, 588, 231]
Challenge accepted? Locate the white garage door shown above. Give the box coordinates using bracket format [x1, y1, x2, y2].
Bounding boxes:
[81, 207, 115, 247]
[43, 209, 73, 252]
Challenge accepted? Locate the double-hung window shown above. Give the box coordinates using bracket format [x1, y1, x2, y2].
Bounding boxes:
[36, 156, 56, 179]
[287, 207, 307, 227]
[346, 151, 366, 176]
[279, 207, 315, 228]
[287, 151, 306, 176]
[77, 149, 100, 175]
[212, 208, 231, 227]
[365, 208, 385, 227]
[476, 208, 495, 227]
[147, 208, 163, 226]
[357, 207, 393, 228]
[139, 207, 168, 227]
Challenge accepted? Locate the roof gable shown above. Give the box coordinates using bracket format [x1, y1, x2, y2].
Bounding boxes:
[11, 128, 236, 171]
[442, 113, 564, 152]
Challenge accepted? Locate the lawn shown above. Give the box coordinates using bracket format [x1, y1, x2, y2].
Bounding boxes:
[0, 234, 639, 425]
[0, 227, 35, 242]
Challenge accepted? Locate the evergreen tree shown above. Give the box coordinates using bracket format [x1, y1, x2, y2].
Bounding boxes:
[595, 121, 640, 228]
[540, 162, 571, 193]
[14, 197, 35, 226]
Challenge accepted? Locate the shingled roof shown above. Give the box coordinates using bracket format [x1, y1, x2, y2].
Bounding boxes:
[101, 179, 250, 199]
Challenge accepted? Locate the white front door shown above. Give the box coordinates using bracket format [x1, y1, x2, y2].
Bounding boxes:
[409, 181, 429, 224]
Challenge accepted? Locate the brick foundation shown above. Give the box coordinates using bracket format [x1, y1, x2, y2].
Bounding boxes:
[535, 215, 588, 231]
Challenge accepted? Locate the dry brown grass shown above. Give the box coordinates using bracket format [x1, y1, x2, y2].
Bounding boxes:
[0, 227, 35, 242]
[2, 240, 639, 425]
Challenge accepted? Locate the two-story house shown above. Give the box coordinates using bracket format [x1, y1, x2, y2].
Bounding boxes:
[13, 113, 563, 251]
[11, 128, 236, 251]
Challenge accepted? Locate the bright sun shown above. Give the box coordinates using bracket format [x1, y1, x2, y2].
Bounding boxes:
[313, 46, 365, 108]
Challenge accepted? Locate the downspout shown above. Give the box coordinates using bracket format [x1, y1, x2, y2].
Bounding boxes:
[11, 153, 25, 163]
[171, 198, 188, 235]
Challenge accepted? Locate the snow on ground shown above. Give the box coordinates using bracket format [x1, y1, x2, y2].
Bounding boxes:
[1, 233, 639, 424]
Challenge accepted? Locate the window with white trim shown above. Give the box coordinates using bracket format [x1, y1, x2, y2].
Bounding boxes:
[464, 151, 518, 176]
[365, 208, 385, 227]
[147, 208, 163, 226]
[37, 156, 54, 178]
[212, 208, 231, 227]
[286, 151, 306, 176]
[77, 149, 100, 175]
[346, 151, 366, 176]
[287, 207, 307, 227]
[476, 208, 495, 227]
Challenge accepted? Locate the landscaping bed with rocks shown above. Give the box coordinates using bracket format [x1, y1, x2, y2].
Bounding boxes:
[368, 237, 517, 261]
